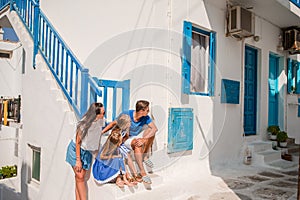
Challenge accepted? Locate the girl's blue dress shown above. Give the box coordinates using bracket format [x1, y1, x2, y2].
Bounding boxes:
[92, 148, 126, 184]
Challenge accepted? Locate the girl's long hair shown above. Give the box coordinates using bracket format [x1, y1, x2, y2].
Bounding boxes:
[100, 125, 122, 159]
[77, 102, 103, 140]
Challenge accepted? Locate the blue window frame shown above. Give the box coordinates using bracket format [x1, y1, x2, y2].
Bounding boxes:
[182, 21, 216, 96]
[287, 58, 300, 94]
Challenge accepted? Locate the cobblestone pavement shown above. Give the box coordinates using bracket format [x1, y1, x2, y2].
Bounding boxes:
[211, 164, 299, 200]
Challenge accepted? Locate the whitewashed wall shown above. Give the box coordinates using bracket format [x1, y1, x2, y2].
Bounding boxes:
[0, 0, 299, 199]
[0, 126, 19, 167]
[0, 41, 23, 97]
[39, 0, 299, 165]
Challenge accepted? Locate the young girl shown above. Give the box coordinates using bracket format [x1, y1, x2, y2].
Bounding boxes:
[66, 102, 105, 200]
[93, 114, 138, 187]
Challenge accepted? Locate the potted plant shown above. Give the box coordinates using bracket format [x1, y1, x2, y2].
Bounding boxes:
[267, 125, 280, 140]
[277, 131, 288, 147]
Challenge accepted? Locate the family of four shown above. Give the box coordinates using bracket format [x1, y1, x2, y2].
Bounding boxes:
[66, 100, 158, 200]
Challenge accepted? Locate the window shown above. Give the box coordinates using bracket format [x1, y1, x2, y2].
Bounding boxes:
[29, 144, 41, 182]
[287, 58, 300, 94]
[182, 21, 216, 96]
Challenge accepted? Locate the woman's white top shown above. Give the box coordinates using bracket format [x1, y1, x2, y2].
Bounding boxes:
[73, 119, 105, 151]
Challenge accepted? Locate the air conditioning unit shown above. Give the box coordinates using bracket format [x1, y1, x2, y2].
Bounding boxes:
[228, 6, 254, 39]
[283, 27, 300, 55]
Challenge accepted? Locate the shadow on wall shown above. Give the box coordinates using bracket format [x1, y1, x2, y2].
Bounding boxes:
[20, 162, 29, 200]
[0, 162, 30, 200]
[0, 183, 21, 200]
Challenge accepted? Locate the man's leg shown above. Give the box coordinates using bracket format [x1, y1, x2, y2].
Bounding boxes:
[143, 136, 155, 158]
[132, 139, 147, 176]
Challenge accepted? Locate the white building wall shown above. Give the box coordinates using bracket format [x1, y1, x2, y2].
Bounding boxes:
[0, 41, 23, 97]
[39, 0, 299, 163]
[0, 0, 299, 199]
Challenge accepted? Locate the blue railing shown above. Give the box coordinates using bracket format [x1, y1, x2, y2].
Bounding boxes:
[0, 1, 130, 119]
[290, 0, 300, 8]
[0, 0, 9, 9]
[1, 0, 102, 118]
[92, 79, 130, 121]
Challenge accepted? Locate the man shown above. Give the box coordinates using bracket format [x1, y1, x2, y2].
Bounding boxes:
[102, 100, 158, 184]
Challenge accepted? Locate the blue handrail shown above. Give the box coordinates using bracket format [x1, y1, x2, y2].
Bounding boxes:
[290, 0, 300, 8]
[6, 0, 102, 118]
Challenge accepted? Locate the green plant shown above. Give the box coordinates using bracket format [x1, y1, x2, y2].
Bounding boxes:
[0, 165, 17, 179]
[267, 125, 280, 135]
[277, 131, 288, 142]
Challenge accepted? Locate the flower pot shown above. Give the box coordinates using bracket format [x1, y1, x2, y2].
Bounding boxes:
[279, 142, 287, 148]
[281, 154, 292, 161]
[270, 134, 277, 140]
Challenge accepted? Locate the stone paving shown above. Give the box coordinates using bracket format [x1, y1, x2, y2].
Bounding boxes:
[213, 166, 299, 200]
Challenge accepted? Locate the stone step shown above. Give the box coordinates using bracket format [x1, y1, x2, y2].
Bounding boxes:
[248, 141, 273, 153]
[287, 143, 300, 154]
[266, 159, 299, 170]
[255, 149, 282, 163]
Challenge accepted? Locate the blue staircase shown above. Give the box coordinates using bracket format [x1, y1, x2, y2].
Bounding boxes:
[0, 0, 129, 119]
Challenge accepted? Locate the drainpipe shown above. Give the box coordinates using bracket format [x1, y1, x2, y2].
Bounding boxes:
[241, 38, 245, 141]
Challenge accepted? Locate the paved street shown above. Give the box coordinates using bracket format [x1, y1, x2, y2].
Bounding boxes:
[210, 162, 299, 200]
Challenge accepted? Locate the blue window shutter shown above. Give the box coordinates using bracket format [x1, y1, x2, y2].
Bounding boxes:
[209, 32, 216, 96]
[168, 108, 194, 153]
[182, 21, 192, 94]
[296, 61, 300, 94]
[287, 58, 293, 93]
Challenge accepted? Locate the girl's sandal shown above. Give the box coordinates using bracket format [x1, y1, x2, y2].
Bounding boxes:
[133, 174, 143, 183]
[126, 174, 138, 185]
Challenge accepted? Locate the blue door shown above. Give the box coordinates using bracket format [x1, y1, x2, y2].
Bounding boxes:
[268, 54, 279, 126]
[168, 108, 193, 153]
[244, 46, 257, 135]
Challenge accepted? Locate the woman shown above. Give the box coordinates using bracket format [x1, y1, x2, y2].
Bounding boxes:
[66, 102, 105, 200]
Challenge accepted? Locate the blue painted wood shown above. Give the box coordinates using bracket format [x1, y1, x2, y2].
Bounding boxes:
[290, 0, 300, 8]
[296, 60, 300, 94]
[268, 54, 279, 126]
[209, 32, 216, 96]
[182, 21, 192, 94]
[80, 69, 89, 118]
[93, 78, 130, 120]
[244, 46, 257, 135]
[0, 0, 9, 10]
[221, 79, 240, 104]
[168, 108, 194, 153]
[287, 58, 293, 93]
[182, 21, 216, 96]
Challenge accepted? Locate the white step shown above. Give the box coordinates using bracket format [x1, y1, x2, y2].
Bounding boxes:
[248, 141, 273, 152]
[256, 149, 281, 163]
[267, 159, 299, 170]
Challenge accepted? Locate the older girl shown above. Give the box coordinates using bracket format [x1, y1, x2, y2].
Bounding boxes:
[66, 102, 105, 200]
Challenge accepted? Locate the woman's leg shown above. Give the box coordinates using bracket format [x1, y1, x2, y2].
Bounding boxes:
[72, 167, 87, 200]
